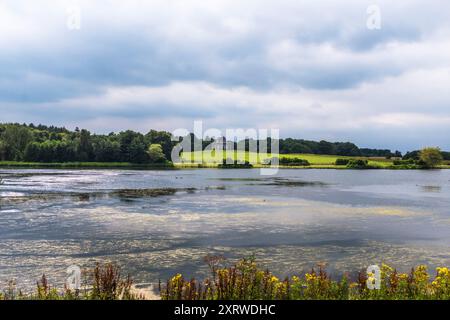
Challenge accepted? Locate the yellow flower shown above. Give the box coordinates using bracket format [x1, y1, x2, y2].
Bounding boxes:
[437, 267, 449, 276]
[270, 276, 279, 283]
[381, 263, 394, 274]
[172, 274, 182, 281]
[398, 273, 409, 281]
[305, 273, 317, 282]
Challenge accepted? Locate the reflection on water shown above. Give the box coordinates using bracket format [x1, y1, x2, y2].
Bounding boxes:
[1, 168, 450, 290]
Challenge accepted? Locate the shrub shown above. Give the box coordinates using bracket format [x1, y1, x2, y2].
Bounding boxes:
[218, 160, 253, 169]
[393, 159, 415, 166]
[419, 147, 443, 168]
[346, 159, 370, 169]
[262, 157, 279, 165]
[335, 158, 350, 166]
[279, 157, 310, 166]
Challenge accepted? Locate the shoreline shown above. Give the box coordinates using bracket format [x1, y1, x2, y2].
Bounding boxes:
[1, 161, 449, 170]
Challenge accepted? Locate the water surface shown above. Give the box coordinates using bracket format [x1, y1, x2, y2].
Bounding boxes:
[1, 169, 450, 290]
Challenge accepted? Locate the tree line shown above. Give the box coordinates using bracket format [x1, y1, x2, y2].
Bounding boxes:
[0, 123, 433, 164]
[0, 123, 173, 164]
[278, 138, 402, 158]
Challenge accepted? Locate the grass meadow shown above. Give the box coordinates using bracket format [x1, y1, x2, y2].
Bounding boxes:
[179, 151, 394, 168]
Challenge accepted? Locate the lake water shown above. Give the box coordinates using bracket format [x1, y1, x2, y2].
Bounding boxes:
[1, 168, 450, 291]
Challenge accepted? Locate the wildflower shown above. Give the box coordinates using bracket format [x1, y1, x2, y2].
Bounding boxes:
[270, 276, 279, 283]
[171, 274, 182, 282]
[305, 273, 317, 282]
[437, 267, 450, 277]
[413, 265, 429, 285]
[398, 273, 409, 281]
[381, 263, 394, 274]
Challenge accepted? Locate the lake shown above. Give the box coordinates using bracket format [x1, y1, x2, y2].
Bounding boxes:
[1, 168, 450, 291]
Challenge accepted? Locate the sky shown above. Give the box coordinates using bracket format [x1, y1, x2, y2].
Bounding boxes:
[1, 1, 450, 152]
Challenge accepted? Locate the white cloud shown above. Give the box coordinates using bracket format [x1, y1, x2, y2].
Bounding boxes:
[1, 0, 450, 150]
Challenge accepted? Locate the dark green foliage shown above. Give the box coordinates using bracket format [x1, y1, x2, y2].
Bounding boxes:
[278, 138, 400, 157]
[442, 151, 450, 161]
[403, 150, 420, 160]
[346, 159, 371, 169]
[279, 157, 310, 166]
[359, 148, 402, 158]
[395, 149, 444, 169]
[393, 159, 415, 165]
[0, 125, 33, 160]
[218, 160, 253, 168]
[335, 158, 350, 166]
[0, 123, 170, 164]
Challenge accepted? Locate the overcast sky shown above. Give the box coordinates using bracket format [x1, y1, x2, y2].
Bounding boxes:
[1, 1, 450, 151]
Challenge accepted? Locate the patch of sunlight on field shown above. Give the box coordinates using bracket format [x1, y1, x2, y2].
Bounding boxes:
[180, 151, 392, 167]
[282, 154, 341, 165]
[180, 151, 274, 164]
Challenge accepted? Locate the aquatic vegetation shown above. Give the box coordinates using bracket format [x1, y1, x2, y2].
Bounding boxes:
[111, 188, 197, 199]
[0, 188, 200, 205]
[160, 258, 450, 300]
[218, 161, 253, 169]
[260, 178, 327, 187]
[213, 177, 327, 187]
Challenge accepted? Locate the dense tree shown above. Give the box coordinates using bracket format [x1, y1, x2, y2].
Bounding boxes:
[403, 150, 420, 160]
[419, 147, 443, 168]
[0, 122, 440, 164]
[76, 129, 93, 161]
[442, 151, 450, 161]
[145, 130, 174, 159]
[92, 138, 121, 162]
[147, 144, 167, 163]
[0, 125, 33, 160]
[128, 137, 148, 163]
[0, 140, 9, 161]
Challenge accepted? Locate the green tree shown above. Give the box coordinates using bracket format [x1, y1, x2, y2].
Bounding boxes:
[145, 130, 174, 159]
[1, 125, 33, 160]
[147, 144, 166, 163]
[24, 142, 41, 162]
[419, 147, 443, 168]
[128, 137, 148, 163]
[76, 129, 93, 161]
[92, 138, 121, 162]
[0, 140, 8, 161]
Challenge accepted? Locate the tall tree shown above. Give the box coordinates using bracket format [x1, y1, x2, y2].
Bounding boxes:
[419, 147, 443, 168]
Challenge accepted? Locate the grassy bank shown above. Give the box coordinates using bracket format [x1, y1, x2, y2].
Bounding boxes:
[1, 155, 449, 170]
[0, 161, 174, 169]
[180, 151, 450, 169]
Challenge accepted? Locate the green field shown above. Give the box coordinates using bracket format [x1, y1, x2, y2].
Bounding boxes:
[1, 155, 448, 170]
[179, 151, 394, 168]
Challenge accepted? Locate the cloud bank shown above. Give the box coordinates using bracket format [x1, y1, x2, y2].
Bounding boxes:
[1, 0, 450, 151]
